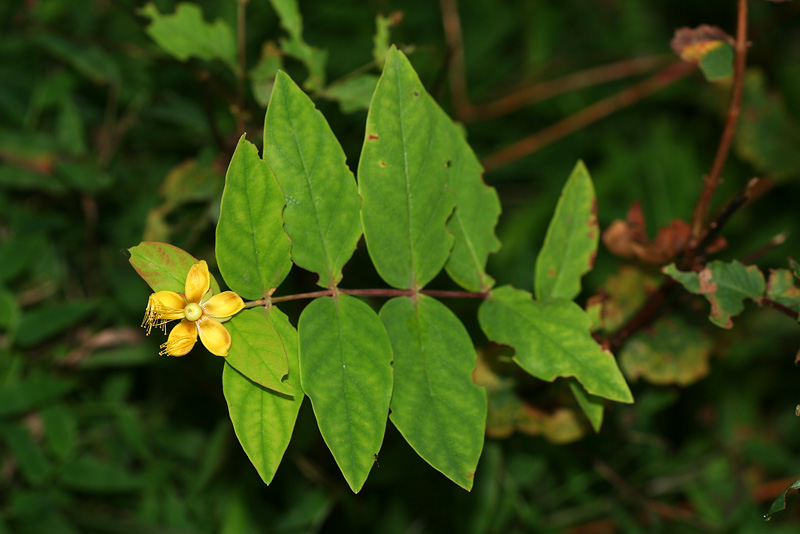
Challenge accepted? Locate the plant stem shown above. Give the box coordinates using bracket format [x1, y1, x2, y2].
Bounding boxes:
[606, 279, 676, 352]
[480, 61, 696, 173]
[759, 297, 800, 321]
[686, 0, 749, 259]
[246, 287, 489, 307]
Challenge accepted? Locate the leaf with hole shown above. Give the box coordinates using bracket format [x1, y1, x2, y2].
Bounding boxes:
[264, 72, 362, 288]
[216, 135, 292, 300]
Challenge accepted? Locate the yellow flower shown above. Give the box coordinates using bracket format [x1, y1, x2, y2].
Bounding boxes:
[141, 260, 245, 357]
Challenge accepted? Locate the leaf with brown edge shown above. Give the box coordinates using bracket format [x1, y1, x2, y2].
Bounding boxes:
[664, 260, 765, 329]
[620, 316, 712, 386]
[671, 25, 733, 59]
[671, 25, 734, 81]
[128, 242, 221, 294]
[766, 269, 800, 313]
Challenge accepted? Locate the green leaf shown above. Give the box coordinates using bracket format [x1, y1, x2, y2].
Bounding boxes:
[765, 478, 800, 521]
[568, 379, 603, 433]
[128, 242, 221, 294]
[223, 307, 304, 484]
[535, 161, 598, 301]
[736, 71, 800, 182]
[0, 375, 75, 417]
[380, 295, 486, 490]
[372, 14, 394, 66]
[41, 404, 78, 461]
[216, 135, 292, 300]
[699, 43, 734, 81]
[225, 308, 290, 395]
[478, 286, 632, 403]
[140, 3, 235, 70]
[322, 74, 380, 114]
[664, 260, 765, 328]
[59, 456, 143, 492]
[440, 105, 501, 293]
[358, 47, 455, 290]
[298, 294, 393, 492]
[663, 263, 700, 293]
[264, 72, 362, 288]
[0, 286, 19, 332]
[0, 424, 51, 485]
[35, 34, 121, 86]
[16, 301, 96, 348]
[269, 0, 327, 90]
[250, 42, 283, 108]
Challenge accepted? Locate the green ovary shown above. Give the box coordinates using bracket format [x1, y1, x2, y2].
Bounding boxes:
[184, 302, 202, 322]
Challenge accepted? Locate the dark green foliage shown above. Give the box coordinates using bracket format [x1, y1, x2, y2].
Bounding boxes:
[2, 0, 800, 532]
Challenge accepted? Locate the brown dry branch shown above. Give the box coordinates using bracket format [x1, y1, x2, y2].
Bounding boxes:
[480, 61, 696, 173]
[468, 55, 671, 122]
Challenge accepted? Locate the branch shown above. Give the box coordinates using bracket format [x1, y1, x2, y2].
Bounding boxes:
[759, 297, 799, 321]
[439, 0, 471, 120]
[467, 55, 670, 122]
[235, 0, 249, 135]
[695, 177, 759, 256]
[606, 279, 677, 352]
[480, 61, 696, 173]
[687, 0, 749, 250]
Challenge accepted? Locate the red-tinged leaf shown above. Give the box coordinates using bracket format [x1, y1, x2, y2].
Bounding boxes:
[128, 242, 221, 294]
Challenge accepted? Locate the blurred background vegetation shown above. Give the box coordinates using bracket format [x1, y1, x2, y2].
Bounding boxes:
[2, 0, 800, 532]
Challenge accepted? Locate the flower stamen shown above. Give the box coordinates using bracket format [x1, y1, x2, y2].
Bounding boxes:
[142, 296, 168, 335]
[159, 335, 196, 357]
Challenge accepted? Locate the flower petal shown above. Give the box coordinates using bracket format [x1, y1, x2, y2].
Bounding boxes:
[197, 316, 232, 357]
[161, 319, 198, 357]
[185, 260, 211, 304]
[152, 291, 186, 315]
[142, 291, 186, 335]
[203, 291, 245, 319]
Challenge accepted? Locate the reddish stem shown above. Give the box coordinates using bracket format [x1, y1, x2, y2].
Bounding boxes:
[686, 0, 749, 261]
[259, 287, 488, 306]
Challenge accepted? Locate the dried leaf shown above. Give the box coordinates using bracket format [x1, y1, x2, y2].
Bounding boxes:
[602, 202, 693, 264]
[671, 25, 733, 61]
